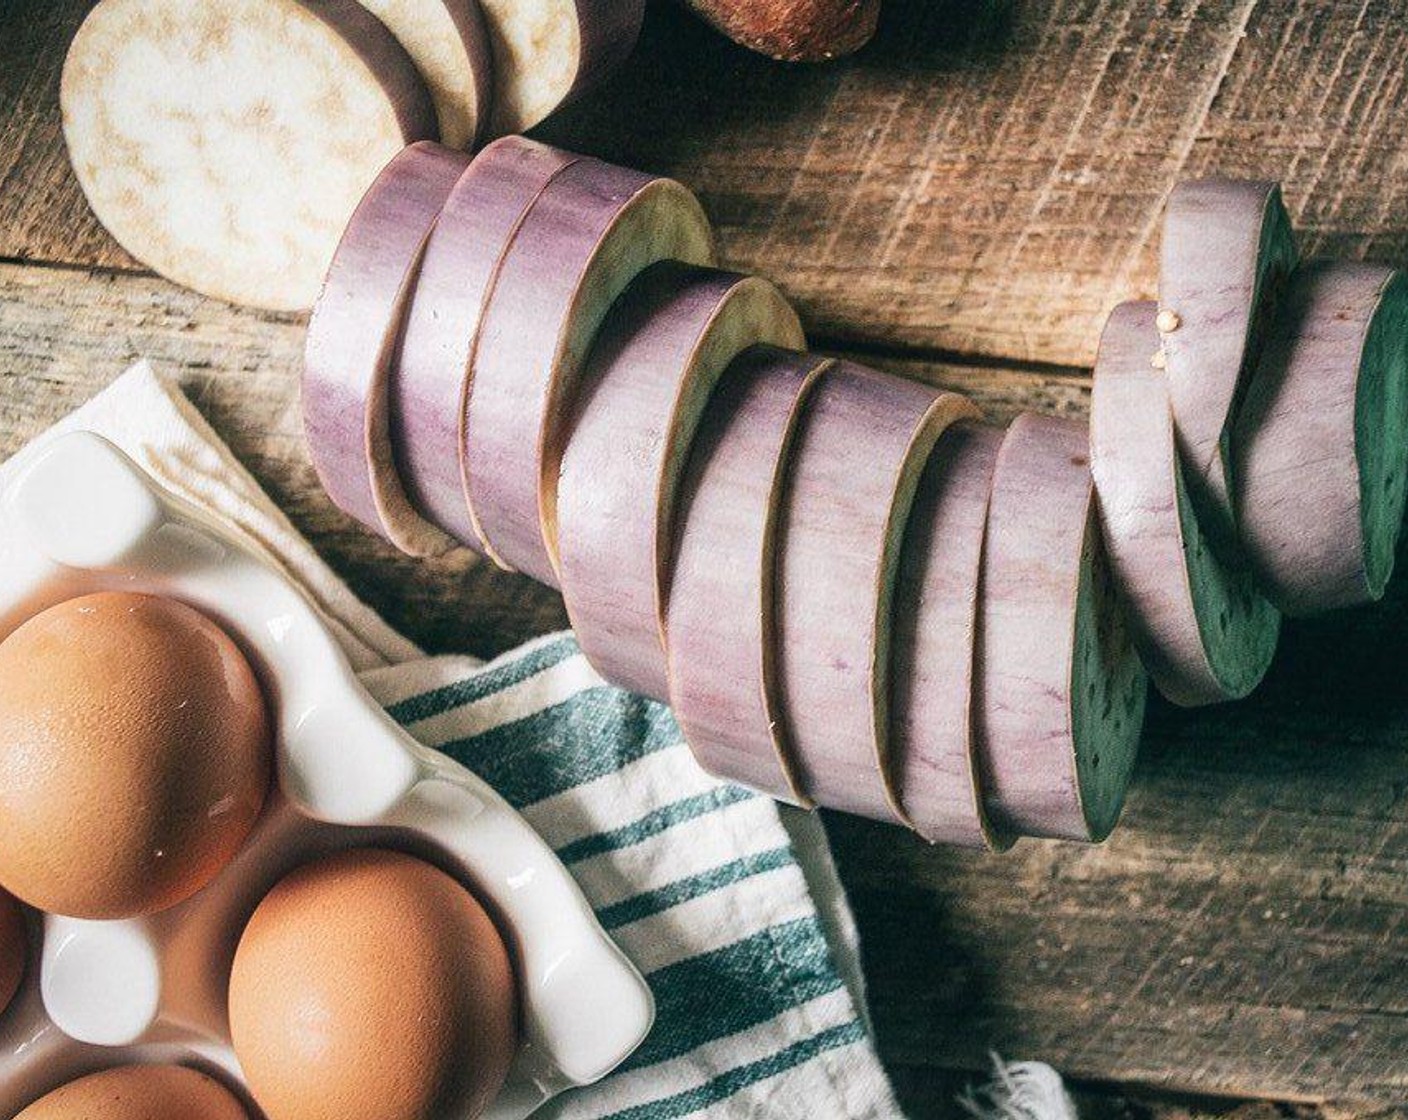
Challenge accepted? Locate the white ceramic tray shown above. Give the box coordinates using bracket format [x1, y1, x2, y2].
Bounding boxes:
[0, 432, 654, 1118]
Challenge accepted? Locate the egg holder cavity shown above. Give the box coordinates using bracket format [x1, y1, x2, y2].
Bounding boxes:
[0, 432, 654, 1118]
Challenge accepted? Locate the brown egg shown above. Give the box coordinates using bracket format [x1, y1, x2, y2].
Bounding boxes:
[0, 592, 271, 919]
[16, 1065, 249, 1120]
[0, 888, 24, 1017]
[230, 849, 518, 1120]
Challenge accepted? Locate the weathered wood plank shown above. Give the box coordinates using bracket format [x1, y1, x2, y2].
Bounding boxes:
[836, 572, 1408, 1104]
[0, 264, 559, 660]
[0, 1, 139, 273]
[889, 1071, 1349, 1120]
[0, 261, 1074, 654]
[5, 0, 1407, 368]
[4, 259, 1408, 1109]
[560, 0, 1408, 367]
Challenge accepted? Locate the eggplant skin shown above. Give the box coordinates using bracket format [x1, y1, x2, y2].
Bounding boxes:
[682, 0, 880, 61]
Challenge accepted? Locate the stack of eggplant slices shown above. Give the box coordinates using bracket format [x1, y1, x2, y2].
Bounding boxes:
[306, 153, 1408, 851]
[59, 5, 1408, 852]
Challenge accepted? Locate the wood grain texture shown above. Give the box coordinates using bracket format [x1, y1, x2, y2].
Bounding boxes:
[0, 0, 138, 272]
[7, 0, 1408, 368]
[555, 0, 1408, 366]
[0, 262, 567, 661]
[0, 262, 1062, 657]
[6, 261, 1408, 1111]
[836, 547, 1408, 1106]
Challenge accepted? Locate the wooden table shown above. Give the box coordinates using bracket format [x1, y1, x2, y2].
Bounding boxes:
[4, 2, 1408, 1116]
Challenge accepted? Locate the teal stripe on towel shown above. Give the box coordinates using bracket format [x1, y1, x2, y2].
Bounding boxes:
[597, 847, 794, 931]
[602, 1020, 868, 1120]
[385, 635, 580, 726]
[379, 650, 887, 1120]
[435, 689, 683, 808]
[625, 916, 844, 1072]
[557, 786, 755, 865]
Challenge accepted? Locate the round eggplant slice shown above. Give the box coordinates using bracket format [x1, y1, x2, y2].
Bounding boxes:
[558, 264, 805, 701]
[480, 0, 646, 135]
[1159, 178, 1298, 553]
[776, 361, 979, 824]
[393, 137, 580, 553]
[893, 421, 1008, 848]
[667, 347, 829, 806]
[1235, 262, 1408, 615]
[1091, 301, 1280, 707]
[304, 142, 469, 557]
[356, 0, 492, 147]
[62, 0, 438, 311]
[977, 412, 1148, 842]
[464, 158, 714, 585]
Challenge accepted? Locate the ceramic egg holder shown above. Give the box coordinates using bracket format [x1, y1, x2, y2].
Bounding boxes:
[0, 432, 654, 1118]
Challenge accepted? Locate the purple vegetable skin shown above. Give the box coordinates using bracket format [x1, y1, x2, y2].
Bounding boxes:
[976, 412, 1147, 841]
[892, 421, 1007, 848]
[463, 157, 714, 585]
[571, 0, 648, 108]
[441, 0, 495, 145]
[304, 141, 469, 557]
[558, 263, 804, 699]
[667, 347, 828, 805]
[1235, 261, 1408, 615]
[1091, 302, 1279, 707]
[776, 361, 979, 824]
[1158, 178, 1297, 553]
[393, 137, 580, 554]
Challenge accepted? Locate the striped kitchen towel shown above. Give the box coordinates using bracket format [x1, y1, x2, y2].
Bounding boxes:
[12, 362, 904, 1118]
[361, 638, 903, 1120]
